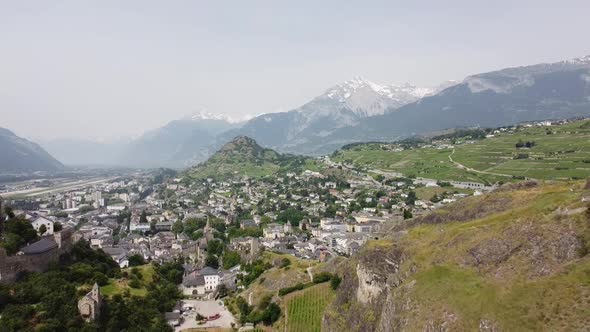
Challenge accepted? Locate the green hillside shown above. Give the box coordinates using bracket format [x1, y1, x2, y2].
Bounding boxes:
[324, 180, 590, 331]
[332, 119, 590, 183]
[188, 136, 319, 180]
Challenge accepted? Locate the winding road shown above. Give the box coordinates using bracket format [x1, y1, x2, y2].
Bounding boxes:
[448, 149, 514, 178]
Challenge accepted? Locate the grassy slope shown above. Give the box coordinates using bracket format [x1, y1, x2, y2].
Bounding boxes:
[400, 182, 590, 330]
[333, 119, 590, 183]
[101, 264, 155, 297]
[325, 181, 590, 331]
[241, 252, 317, 307]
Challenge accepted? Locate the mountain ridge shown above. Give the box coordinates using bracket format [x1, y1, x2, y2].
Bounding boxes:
[0, 127, 65, 174]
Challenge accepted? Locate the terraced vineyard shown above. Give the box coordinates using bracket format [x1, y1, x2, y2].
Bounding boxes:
[285, 283, 335, 332]
[333, 119, 590, 183]
[451, 121, 590, 180]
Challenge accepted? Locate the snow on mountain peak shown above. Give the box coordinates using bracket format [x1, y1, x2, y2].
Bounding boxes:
[319, 77, 449, 117]
[564, 55, 590, 65]
[187, 111, 253, 124]
[325, 77, 436, 102]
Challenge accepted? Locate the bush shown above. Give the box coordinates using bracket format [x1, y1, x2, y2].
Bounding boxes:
[278, 283, 306, 296]
[330, 275, 342, 290]
[129, 278, 141, 289]
[280, 258, 291, 268]
[128, 254, 146, 267]
[313, 272, 333, 284]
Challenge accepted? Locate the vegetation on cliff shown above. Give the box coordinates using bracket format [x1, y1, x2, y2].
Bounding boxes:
[324, 180, 590, 331]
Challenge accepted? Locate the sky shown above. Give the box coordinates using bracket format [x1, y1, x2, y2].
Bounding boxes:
[1, 0, 590, 141]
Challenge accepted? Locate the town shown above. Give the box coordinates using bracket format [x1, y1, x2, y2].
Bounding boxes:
[0, 148, 486, 329]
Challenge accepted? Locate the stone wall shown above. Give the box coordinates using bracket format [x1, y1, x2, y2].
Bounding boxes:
[0, 229, 75, 283]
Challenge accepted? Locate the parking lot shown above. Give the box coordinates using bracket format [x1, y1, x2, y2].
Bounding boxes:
[175, 299, 236, 331]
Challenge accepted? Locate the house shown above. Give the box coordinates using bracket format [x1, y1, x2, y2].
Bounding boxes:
[240, 219, 257, 229]
[263, 223, 285, 239]
[200, 266, 221, 291]
[31, 216, 54, 235]
[181, 266, 222, 296]
[102, 247, 130, 268]
[78, 283, 102, 322]
[182, 275, 206, 296]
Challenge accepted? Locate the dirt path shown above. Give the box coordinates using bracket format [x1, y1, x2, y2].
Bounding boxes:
[448, 149, 514, 178]
[306, 267, 314, 282]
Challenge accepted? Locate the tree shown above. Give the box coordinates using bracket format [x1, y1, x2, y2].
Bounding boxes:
[205, 254, 219, 269]
[128, 254, 146, 267]
[403, 208, 413, 220]
[139, 210, 148, 223]
[222, 251, 241, 270]
[405, 191, 417, 206]
[262, 303, 281, 325]
[172, 220, 183, 234]
[4, 206, 15, 219]
[53, 222, 63, 232]
[207, 239, 223, 256]
[38, 224, 47, 235]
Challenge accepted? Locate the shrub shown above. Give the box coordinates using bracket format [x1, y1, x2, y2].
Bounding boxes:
[313, 272, 333, 284]
[279, 283, 306, 296]
[330, 275, 342, 290]
[280, 258, 291, 268]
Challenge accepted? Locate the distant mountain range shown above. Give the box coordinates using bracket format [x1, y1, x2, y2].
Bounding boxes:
[34, 54, 590, 169]
[0, 127, 64, 174]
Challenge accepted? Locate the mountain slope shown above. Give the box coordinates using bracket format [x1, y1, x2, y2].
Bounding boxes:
[119, 112, 245, 168]
[188, 136, 311, 179]
[324, 180, 590, 331]
[0, 127, 64, 173]
[324, 55, 590, 145]
[217, 78, 443, 155]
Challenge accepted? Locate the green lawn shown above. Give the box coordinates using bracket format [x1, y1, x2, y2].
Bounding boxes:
[101, 264, 155, 297]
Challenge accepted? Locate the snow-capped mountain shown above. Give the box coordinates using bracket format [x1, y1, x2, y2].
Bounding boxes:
[217, 78, 449, 154]
[322, 77, 436, 117]
[317, 54, 590, 149]
[187, 111, 254, 124]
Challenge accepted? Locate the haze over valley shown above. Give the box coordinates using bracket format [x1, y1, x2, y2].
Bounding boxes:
[1, 2, 590, 332]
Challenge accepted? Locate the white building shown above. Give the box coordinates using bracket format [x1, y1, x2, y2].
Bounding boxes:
[31, 216, 54, 235]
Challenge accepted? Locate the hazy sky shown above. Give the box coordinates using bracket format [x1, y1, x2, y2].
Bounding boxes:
[1, 0, 589, 141]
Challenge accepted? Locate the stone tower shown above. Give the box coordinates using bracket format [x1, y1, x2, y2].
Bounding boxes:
[78, 283, 103, 322]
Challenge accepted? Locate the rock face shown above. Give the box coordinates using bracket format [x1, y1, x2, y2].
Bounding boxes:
[324, 181, 590, 331]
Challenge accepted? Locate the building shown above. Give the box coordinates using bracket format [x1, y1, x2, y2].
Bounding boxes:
[31, 216, 54, 235]
[78, 283, 102, 322]
[263, 223, 285, 239]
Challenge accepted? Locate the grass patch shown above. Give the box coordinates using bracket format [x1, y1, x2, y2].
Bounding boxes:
[101, 264, 155, 297]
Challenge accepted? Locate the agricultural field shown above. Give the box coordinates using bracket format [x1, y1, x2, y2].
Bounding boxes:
[333, 119, 590, 183]
[284, 283, 335, 332]
[451, 120, 590, 181]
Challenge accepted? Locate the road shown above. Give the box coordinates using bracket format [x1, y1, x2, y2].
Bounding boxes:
[448, 149, 514, 178]
[0, 177, 118, 198]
